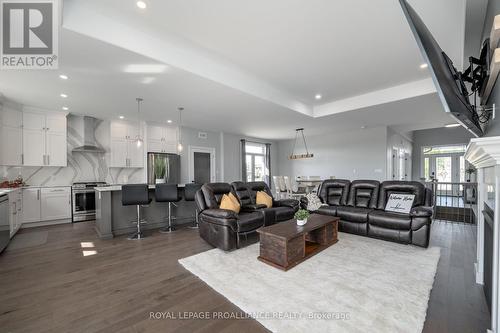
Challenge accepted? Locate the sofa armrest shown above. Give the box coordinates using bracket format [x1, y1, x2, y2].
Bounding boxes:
[202, 208, 237, 219]
[275, 199, 299, 209]
[200, 209, 239, 232]
[241, 204, 267, 212]
[410, 206, 433, 218]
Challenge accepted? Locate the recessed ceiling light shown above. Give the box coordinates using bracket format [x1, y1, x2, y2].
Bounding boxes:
[136, 1, 147, 9]
[445, 123, 461, 128]
[62, 106, 69, 111]
[167, 120, 172, 123]
[59, 74, 68, 80]
[360, 125, 367, 129]
[420, 63, 428, 69]
[315, 94, 322, 100]
[119, 116, 125, 119]
[60, 93, 68, 98]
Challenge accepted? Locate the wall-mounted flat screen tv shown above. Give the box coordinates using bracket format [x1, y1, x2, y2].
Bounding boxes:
[399, 0, 483, 137]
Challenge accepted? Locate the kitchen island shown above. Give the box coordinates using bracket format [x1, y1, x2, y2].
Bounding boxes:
[95, 184, 197, 239]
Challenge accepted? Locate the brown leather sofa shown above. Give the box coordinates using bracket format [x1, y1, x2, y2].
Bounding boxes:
[195, 182, 299, 251]
[303, 179, 433, 247]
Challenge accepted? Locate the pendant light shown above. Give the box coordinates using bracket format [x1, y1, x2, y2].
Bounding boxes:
[289, 128, 314, 159]
[135, 97, 144, 148]
[177, 107, 184, 153]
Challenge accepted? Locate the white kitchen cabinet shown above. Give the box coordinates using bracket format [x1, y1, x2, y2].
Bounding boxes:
[22, 111, 67, 167]
[8, 189, 22, 237]
[127, 141, 144, 168]
[40, 187, 71, 221]
[110, 139, 128, 167]
[0, 106, 23, 166]
[46, 131, 67, 166]
[22, 188, 41, 223]
[110, 121, 144, 168]
[23, 128, 45, 166]
[146, 124, 178, 153]
[1, 126, 23, 165]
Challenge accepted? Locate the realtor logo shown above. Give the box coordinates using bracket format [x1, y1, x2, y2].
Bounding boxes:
[1, 0, 59, 69]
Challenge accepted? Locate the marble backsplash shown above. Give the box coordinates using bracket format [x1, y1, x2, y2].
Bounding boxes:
[0, 114, 145, 186]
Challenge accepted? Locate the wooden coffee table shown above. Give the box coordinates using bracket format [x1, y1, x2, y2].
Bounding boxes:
[257, 214, 339, 271]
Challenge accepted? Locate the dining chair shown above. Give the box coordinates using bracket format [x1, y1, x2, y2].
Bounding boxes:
[272, 176, 287, 199]
[284, 176, 306, 199]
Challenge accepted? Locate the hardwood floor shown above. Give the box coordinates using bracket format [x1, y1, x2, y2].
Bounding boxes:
[0, 220, 490, 333]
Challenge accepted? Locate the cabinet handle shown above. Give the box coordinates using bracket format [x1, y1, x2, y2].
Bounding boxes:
[37, 189, 40, 200]
[21, 153, 24, 165]
[43, 155, 46, 165]
[47, 155, 50, 165]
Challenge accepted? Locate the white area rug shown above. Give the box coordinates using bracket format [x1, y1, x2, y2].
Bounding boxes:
[179, 233, 440, 333]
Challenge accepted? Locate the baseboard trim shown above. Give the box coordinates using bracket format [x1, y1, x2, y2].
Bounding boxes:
[476, 262, 484, 285]
[21, 219, 72, 229]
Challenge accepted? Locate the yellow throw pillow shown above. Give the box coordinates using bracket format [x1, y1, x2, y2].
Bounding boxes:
[256, 191, 273, 208]
[219, 194, 241, 213]
[228, 192, 240, 206]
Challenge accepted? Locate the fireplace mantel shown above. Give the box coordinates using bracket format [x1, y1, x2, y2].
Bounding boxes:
[465, 135, 500, 333]
[465, 136, 500, 169]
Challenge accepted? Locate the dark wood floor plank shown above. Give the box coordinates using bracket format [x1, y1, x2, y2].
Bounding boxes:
[0, 219, 490, 333]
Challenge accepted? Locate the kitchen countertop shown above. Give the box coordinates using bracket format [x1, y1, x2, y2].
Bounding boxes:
[0, 188, 22, 196]
[95, 184, 187, 192]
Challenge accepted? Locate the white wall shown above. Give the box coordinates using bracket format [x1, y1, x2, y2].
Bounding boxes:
[277, 127, 389, 181]
[386, 128, 413, 180]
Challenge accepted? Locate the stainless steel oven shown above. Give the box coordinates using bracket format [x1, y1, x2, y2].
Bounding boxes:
[72, 182, 108, 222]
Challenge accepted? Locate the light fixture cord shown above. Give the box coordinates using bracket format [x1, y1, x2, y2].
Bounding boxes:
[300, 129, 309, 155]
[290, 129, 299, 156]
[178, 108, 182, 142]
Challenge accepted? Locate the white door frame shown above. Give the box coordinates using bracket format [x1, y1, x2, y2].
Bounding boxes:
[188, 146, 216, 183]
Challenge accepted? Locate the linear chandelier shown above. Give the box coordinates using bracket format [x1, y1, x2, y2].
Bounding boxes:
[289, 128, 313, 159]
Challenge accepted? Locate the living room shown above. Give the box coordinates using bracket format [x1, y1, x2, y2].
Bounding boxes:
[1, 0, 500, 332]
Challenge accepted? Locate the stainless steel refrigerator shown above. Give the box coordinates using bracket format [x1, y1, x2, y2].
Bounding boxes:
[147, 153, 181, 185]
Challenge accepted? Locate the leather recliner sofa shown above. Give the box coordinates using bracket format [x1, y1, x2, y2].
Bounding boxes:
[195, 182, 299, 251]
[231, 181, 299, 226]
[303, 179, 433, 247]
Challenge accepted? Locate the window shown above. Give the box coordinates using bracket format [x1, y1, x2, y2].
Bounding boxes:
[245, 142, 268, 182]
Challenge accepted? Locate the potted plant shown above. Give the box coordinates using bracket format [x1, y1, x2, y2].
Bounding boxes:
[465, 167, 476, 182]
[294, 209, 310, 226]
[154, 158, 166, 184]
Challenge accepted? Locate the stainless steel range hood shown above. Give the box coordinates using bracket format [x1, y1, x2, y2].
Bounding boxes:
[71, 116, 106, 153]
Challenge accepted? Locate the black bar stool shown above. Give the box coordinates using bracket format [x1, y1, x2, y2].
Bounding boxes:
[155, 184, 181, 233]
[122, 184, 152, 240]
[184, 183, 202, 229]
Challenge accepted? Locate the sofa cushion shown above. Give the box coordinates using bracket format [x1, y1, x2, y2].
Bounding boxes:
[368, 210, 411, 230]
[236, 211, 264, 232]
[315, 205, 337, 216]
[339, 220, 368, 235]
[336, 206, 370, 223]
[377, 181, 426, 210]
[346, 180, 380, 209]
[231, 181, 253, 206]
[269, 206, 295, 222]
[318, 179, 350, 206]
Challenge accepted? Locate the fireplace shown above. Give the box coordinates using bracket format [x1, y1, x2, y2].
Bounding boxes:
[484, 204, 494, 311]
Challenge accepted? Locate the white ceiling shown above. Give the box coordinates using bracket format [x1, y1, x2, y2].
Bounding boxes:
[78, 0, 466, 104]
[0, 0, 470, 139]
